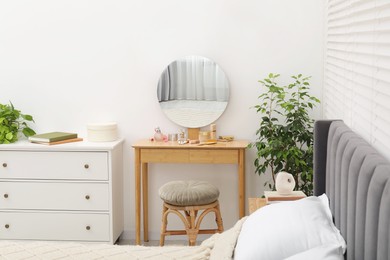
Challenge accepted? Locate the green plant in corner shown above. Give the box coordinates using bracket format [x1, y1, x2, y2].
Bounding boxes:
[0, 102, 36, 144]
[249, 73, 320, 196]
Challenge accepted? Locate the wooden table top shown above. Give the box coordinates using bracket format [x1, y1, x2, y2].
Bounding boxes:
[132, 139, 249, 149]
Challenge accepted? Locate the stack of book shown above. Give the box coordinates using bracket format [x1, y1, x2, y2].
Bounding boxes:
[28, 132, 83, 145]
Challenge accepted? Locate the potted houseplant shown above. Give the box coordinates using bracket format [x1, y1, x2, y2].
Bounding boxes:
[249, 73, 320, 196]
[0, 102, 36, 144]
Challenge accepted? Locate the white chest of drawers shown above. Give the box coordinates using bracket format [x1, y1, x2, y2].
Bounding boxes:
[0, 139, 124, 244]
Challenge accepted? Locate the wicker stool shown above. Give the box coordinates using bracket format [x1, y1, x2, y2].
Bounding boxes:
[158, 180, 224, 246]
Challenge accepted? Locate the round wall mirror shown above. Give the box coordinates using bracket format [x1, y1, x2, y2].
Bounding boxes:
[157, 55, 230, 128]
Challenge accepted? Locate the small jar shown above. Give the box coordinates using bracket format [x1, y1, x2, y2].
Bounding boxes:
[168, 133, 178, 142]
[199, 131, 210, 142]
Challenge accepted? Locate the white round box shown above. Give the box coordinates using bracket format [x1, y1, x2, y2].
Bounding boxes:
[87, 122, 118, 142]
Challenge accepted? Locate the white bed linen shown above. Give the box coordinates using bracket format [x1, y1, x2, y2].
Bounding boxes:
[0, 217, 246, 260]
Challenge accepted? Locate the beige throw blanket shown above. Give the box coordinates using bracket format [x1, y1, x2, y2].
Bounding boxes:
[0, 217, 247, 260]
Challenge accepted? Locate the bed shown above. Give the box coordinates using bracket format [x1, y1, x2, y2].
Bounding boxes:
[314, 120, 390, 260]
[0, 120, 389, 259]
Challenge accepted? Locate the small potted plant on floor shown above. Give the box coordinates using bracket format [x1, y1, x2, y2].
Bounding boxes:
[249, 73, 320, 196]
[0, 102, 36, 144]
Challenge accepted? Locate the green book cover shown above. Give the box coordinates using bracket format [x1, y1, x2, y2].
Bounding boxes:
[28, 132, 78, 143]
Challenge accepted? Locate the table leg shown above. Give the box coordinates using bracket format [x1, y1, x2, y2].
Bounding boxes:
[134, 148, 141, 245]
[238, 149, 245, 218]
[142, 163, 149, 242]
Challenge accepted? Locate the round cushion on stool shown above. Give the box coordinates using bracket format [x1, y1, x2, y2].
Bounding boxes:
[159, 180, 219, 206]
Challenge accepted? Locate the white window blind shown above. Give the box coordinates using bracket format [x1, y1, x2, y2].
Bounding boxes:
[324, 0, 390, 159]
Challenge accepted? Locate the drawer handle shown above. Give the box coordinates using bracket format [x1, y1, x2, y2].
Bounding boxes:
[86, 225, 91, 230]
[84, 164, 89, 169]
[2, 163, 7, 168]
[3, 194, 8, 198]
[5, 224, 9, 229]
[85, 195, 90, 200]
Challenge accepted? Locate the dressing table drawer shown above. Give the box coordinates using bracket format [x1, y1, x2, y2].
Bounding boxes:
[141, 149, 190, 163]
[0, 182, 109, 211]
[0, 212, 110, 242]
[140, 149, 239, 164]
[189, 150, 238, 163]
[0, 151, 108, 180]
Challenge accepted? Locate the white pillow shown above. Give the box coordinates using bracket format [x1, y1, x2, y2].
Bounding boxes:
[285, 244, 345, 260]
[234, 194, 346, 260]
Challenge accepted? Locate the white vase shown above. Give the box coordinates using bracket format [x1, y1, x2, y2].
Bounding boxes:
[275, 171, 296, 195]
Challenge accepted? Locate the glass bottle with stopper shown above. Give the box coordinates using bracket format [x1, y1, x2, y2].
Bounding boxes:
[154, 127, 164, 142]
[178, 129, 187, 144]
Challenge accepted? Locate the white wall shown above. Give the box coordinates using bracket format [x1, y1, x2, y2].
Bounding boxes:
[0, 0, 324, 241]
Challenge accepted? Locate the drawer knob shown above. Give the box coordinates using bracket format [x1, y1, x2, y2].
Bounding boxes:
[5, 224, 9, 229]
[84, 164, 89, 169]
[86, 225, 91, 230]
[3, 194, 8, 198]
[85, 195, 90, 200]
[2, 163, 7, 168]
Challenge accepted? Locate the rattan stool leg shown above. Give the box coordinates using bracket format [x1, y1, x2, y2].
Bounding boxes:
[159, 204, 169, 246]
[187, 208, 199, 246]
[215, 202, 224, 233]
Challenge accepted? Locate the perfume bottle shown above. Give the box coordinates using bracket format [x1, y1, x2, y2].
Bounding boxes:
[177, 129, 187, 144]
[154, 127, 164, 142]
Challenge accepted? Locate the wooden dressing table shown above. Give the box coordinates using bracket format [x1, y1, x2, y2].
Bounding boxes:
[132, 139, 248, 245]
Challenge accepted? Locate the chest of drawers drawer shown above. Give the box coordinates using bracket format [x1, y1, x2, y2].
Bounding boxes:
[0, 212, 110, 242]
[0, 182, 109, 211]
[0, 151, 108, 180]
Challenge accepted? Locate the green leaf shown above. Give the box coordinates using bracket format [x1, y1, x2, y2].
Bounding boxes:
[5, 132, 13, 140]
[21, 114, 34, 121]
[22, 127, 36, 137]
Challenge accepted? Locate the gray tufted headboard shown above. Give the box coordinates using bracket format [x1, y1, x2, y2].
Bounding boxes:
[314, 120, 390, 260]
